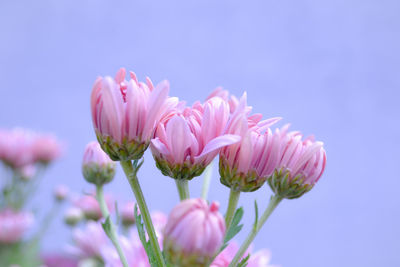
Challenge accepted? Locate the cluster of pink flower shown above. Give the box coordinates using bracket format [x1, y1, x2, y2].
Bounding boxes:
[0, 129, 64, 266]
[0, 128, 62, 179]
[81, 68, 327, 267]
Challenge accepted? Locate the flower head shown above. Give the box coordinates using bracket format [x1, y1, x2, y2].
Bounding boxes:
[82, 141, 116, 186]
[64, 207, 84, 226]
[54, 184, 69, 202]
[268, 127, 327, 199]
[74, 193, 114, 221]
[151, 96, 240, 180]
[68, 221, 109, 259]
[163, 198, 225, 266]
[219, 94, 281, 192]
[0, 128, 62, 169]
[0, 209, 33, 244]
[91, 68, 177, 161]
[121, 201, 136, 227]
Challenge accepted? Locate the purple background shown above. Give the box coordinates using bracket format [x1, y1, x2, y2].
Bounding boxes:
[1, 1, 399, 266]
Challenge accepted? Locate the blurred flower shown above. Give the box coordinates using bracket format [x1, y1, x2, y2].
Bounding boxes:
[67, 221, 108, 259]
[31, 134, 62, 164]
[102, 211, 167, 267]
[82, 141, 116, 186]
[219, 94, 281, 192]
[91, 68, 178, 161]
[74, 193, 114, 221]
[163, 198, 225, 266]
[151, 96, 240, 180]
[64, 207, 84, 226]
[120, 201, 136, 227]
[102, 229, 150, 267]
[0, 128, 62, 169]
[54, 185, 69, 202]
[0, 128, 36, 168]
[268, 128, 327, 199]
[41, 254, 78, 267]
[0, 209, 33, 244]
[211, 242, 278, 267]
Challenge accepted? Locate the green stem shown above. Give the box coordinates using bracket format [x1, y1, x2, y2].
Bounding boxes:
[175, 179, 190, 200]
[96, 185, 129, 267]
[225, 188, 241, 230]
[229, 195, 282, 267]
[120, 160, 166, 267]
[201, 162, 213, 200]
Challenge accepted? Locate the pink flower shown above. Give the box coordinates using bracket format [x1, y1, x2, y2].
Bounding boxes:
[211, 242, 278, 267]
[54, 184, 69, 201]
[151, 96, 241, 180]
[0, 209, 33, 244]
[268, 128, 327, 199]
[31, 134, 62, 164]
[163, 198, 226, 265]
[0, 128, 36, 168]
[41, 254, 78, 267]
[82, 141, 116, 185]
[206, 87, 239, 113]
[74, 193, 114, 221]
[91, 68, 178, 161]
[219, 94, 281, 191]
[67, 221, 109, 258]
[0, 128, 62, 169]
[102, 211, 167, 267]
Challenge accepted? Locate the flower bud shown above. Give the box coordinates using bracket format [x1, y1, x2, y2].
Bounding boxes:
[268, 131, 326, 199]
[54, 185, 69, 202]
[74, 193, 114, 221]
[163, 198, 225, 267]
[64, 207, 83, 226]
[82, 141, 116, 186]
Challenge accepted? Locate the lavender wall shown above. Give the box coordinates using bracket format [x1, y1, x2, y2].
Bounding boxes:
[1, 1, 399, 266]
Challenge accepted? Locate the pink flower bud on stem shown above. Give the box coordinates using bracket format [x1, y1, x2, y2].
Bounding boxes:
[82, 142, 116, 186]
[163, 199, 226, 267]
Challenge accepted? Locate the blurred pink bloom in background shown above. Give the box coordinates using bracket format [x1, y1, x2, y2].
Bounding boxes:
[0, 128, 62, 169]
[211, 242, 278, 267]
[0, 209, 34, 244]
[67, 221, 108, 259]
[73, 193, 114, 221]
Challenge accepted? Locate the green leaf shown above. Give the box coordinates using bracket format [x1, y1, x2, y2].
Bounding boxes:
[238, 253, 250, 267]
[101, 216, 112, 236]
[220, 207, 244, 252]
[134, 205, 158, 267]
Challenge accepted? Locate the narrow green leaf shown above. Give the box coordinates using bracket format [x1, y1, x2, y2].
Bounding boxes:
[101, 216, 112, 236]
[223, 207, 244, 244]
[238, 253, 250, 267]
